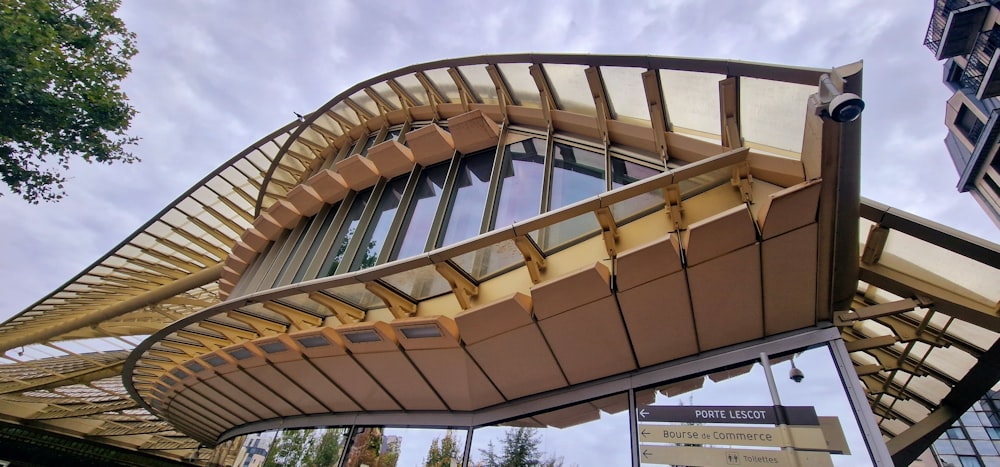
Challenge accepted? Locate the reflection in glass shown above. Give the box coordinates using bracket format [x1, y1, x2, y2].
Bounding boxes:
[351, 177, 408, 271]
[609, 157, 664, 223]
[359, 133, 378, 157]
[637, 346, 875, 466]
[470, 394, 631, 466]
[320, 189, 371, 276]
[343, 426, 467, 467]
[292, 204, 340, 283]
[450, 239, 522, 280]
[254, 427, 348, 467]
[271, 216, 315, 287]
[438, 150, 494, 247]
[493, 138, 546, 229]
[392, 163, 449, 261]
[534, 143, 606, 250]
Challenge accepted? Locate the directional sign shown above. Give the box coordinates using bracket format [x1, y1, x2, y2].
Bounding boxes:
[636, 405, 819, 426]
[638, 424, 829, 450]
[638, 445, 833, 467]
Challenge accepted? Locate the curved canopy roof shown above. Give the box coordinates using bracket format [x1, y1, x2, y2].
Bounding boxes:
[0, 54, 997, 465]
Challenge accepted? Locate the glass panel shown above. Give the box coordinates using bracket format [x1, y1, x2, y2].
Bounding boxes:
[601, 66, 650, 126]
[351, 177, 408, 271]
[936, 439, 958, 454]
[470, 394, 631, 467]
[358, 133, 378, 157]
[740, 77, 814, 154]
[394, 73, 428, 105]
[450, 239, 522, 280]
[637, 346, 876, 466]
[392, 163, 450, 261]
[458, 64, 498, 104]
[609, 157, 665, 224]
[497, 62, 541, 108]
[659, 69, 725, 138]
[257, 427, 350, 466]
[350, 90, 379, 117]
[380, 263, 452, 300]
[324, 283, 383, 309]
[493, 138, 546, 229]
[544, 63, 596, 115]
[438, 150, 495, 247]
[320, 189, 372, 276]
[383, 129, 401, 143]
[330, 102, 360, 126]
[978, 440, 1000, 456]
[370, 81, 401, 110]
[342, 427, 467, 467]
[294, 206, 341, 282]
[550, 142, 606, 208]
[277, 294, 329, 317]
[424, 68, 460, 103]
[879, 227, 1000, 308]
[530, 211, 601, 252]
[272, 218, 316, 287]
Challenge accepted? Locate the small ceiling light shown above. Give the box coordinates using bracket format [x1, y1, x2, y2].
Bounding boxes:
[399, 325, 442, 339]
[817, 73, 864, 123]
[343, 330, 381, 344]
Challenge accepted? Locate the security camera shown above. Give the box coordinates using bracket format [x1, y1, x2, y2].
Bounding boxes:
[789, 363, 804, 383]
[828, 92, 864, 123]
[816, 73, 864, 123]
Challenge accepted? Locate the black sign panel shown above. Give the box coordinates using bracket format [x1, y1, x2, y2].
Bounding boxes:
[636, 405, 819, 426]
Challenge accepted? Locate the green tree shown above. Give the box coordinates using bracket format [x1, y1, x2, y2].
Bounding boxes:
[0, 0, 138, 203]
[424, 430, 461, 466]
[475, 427, 563, 467]
[262, 428, 316, 467]
[311, 429, 344, 467]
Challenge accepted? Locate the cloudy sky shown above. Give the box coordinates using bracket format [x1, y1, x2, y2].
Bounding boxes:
[1, 0, 997, 322]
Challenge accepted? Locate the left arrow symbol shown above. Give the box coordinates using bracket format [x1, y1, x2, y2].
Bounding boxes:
[642, 449, 650, 459]
[638, 408, 649, 419]
[641, 429, 649, 437]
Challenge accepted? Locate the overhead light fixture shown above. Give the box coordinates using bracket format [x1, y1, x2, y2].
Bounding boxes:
[295, 335, 330, 348]
[816, 73, 864, 123]
[258, 340, 288, 354]
[184, 361, 205, 373]
[399, 325, 442, 339]
[202, 354, 226, 367]
[343, 330, 382, 344]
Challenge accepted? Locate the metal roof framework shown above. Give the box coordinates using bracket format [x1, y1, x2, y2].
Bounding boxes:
[0, 54, 994, 465]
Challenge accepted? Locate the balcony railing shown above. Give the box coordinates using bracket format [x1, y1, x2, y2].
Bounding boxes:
[925, 0, 975, 55]
[960, 27, 1000, 92]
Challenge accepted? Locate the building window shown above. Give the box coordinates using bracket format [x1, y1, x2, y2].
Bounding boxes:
[956, 105, 986, 142]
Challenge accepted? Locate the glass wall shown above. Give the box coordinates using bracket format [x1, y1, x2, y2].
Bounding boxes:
[239, 128, 666, 294]
[228, 335, 888, 466]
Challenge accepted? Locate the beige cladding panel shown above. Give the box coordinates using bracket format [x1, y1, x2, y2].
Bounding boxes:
[618, 271, 698, 367]
[405, 124, 455, 166]
[308, 355, 399, 411]
[762, 223, 818, 335]
[615, 234, 682, 292]
[352, 352, 447, 410]
[285, 184, 325, 218]
[306, 169, 350, 204]
[687, 244, 764, 351]
[183, 378, 253, 424]
[537, 295, 636, 385]
[407, 347, 505, 411]
[368, 140, 416, 179]
[169, 396, 229, 432]
[531, 262, 612, 320]
[172, 385, 245, 426]
[447, 109, 500, 154]
[244, 365, 327, 414]
[464, 324, 567, 400]
[272, 359, 361, 412]
[757, 179, 822, 240]
[198, 375, 279, 420]
[455, 293, 534, 345]
[220, 370, 299, 417]
[335, 154, 381, 191]
[683, 204, 758, 266]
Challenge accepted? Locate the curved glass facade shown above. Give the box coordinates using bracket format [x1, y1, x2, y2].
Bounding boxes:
[236, 127, 664, 296]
